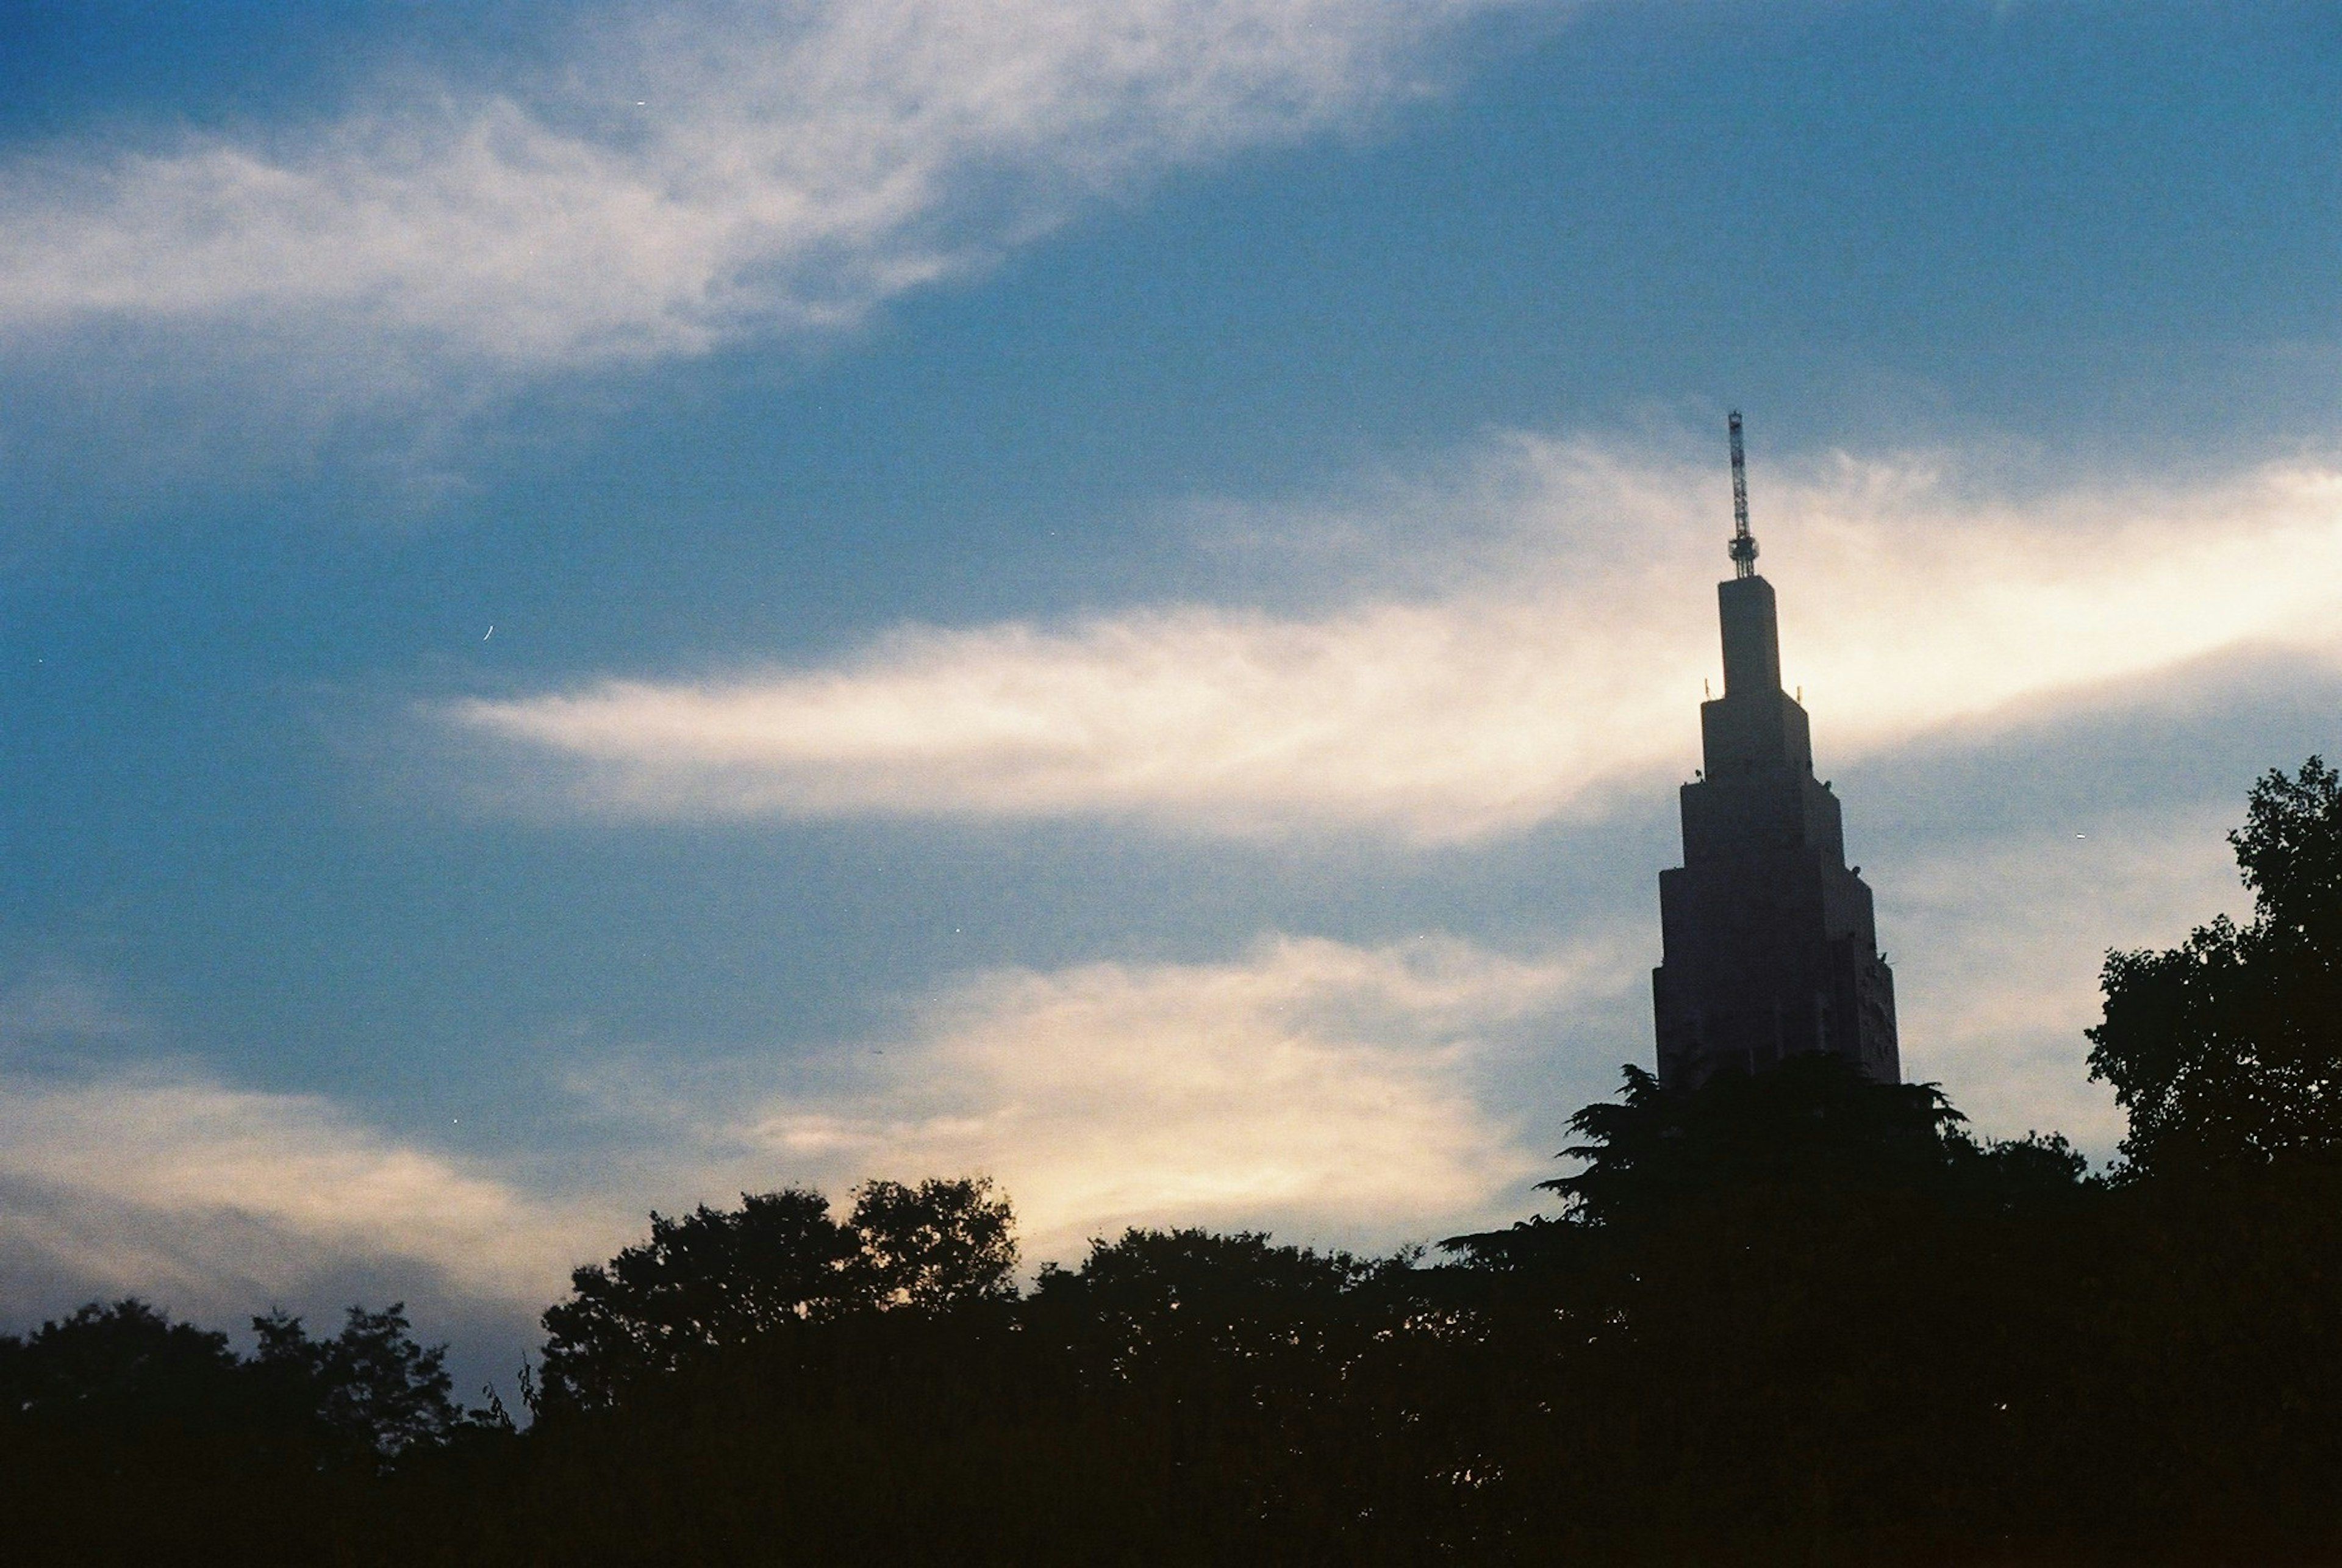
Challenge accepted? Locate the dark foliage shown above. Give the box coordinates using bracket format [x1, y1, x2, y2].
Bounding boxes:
[249, 1301, 462, 1460]
[2090, 756, 2342, 1173]
[2, 1298, 242, 1427]
[842, 1174, 1019, 1309]
[0, 1295, 466, 1564]
[1539, 1053, 1966, 1223]
[539, 1186, 857, 1411]
[13, 1145, 2342, 1566]
[538, 1175, 1015, 1412]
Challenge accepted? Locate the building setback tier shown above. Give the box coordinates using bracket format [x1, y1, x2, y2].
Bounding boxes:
[1652, 571, 1899, 1087]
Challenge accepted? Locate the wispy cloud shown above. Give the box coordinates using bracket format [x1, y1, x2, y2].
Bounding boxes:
[0, 930, 1588, 1330]
[0, 1069, 605, 1314]
[448, 432, 2342, 839]
[0, 967, 145, 1052]
[0, 1, 1525, 382]
[574, 933, 1599, 1258]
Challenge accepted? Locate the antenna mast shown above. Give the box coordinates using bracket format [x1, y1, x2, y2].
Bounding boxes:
[1727, 410, 1757, 579]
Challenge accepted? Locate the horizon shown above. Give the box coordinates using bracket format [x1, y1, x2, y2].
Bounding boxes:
[2, 0, 2337, 1389]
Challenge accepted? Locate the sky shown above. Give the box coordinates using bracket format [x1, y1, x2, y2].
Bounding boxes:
[1, 0, 2337, 1392]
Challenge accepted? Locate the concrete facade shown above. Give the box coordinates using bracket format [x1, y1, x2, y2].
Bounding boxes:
[1652, 574, 1900, 1087]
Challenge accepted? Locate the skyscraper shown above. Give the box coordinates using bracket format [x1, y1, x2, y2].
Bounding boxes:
[1651, 417, 1900, 1088]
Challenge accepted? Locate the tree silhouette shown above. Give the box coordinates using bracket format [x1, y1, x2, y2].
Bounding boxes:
[1542, 1054, 1965, 1225]
[540, 1175, 1018, 1412]
[249, 1303, 460, 1461]
[1031, 1226, 1377, 1363]
[1445, 1053, 2089, 1280]
[0, 1298, 241, 1429]
[845, 1175, 1018, 1310]
[2090, 756, 2342, 1174]
[540, 1186, 854, 1411]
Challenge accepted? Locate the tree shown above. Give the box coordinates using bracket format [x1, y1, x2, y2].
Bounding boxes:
[1445, 1054, 2086, 1270]
[540, 1186, 855, 1411]
[0, 1298, 241, 1428]
[539, 1176, 1019, 1412]
[1538, 1054, 1966, 1227]
[844, 1176, 1018, 1310]
[2090, 756, 2342, 1175]
[1031, 1226, 1371, 1347]
[249, 1303, 460, 1461]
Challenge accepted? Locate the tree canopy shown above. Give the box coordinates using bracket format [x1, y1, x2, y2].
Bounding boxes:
[249, 1303, 461, 1461]
[2090, 755, 2342, 1174]
[1542, 1054, 1965, 1222]
[539, 1175, 1016, 1412]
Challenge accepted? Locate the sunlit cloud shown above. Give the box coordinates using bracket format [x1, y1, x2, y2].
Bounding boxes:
[572, 933, 1600, 1259]
[0, 930, 1592, 1327]
[0, 0, 1526, 382]
[0, 792, 2275, 1326]
[0, 1069, 606, 1314]
[448, 432, 2342, 840]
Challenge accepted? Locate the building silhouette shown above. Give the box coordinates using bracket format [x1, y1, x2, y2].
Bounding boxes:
[1651, 418, 1899, 1087]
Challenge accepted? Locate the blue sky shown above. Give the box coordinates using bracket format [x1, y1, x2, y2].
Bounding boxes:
[2, 0, 2337, 1387]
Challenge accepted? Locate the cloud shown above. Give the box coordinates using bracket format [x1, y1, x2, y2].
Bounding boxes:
[0, 929, 1588, 1333]
[0, 1068, 607, 1316]
[447, 432, 2342, 840]
[0, 0, 1525, 382]
[574, 933, 1599, 1259]
[0, 967, 145, 1052]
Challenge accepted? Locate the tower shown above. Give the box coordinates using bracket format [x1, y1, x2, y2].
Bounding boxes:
[1651, 415, 1899, 1088]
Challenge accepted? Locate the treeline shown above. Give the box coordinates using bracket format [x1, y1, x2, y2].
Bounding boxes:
[10, 759, 2342, 1566]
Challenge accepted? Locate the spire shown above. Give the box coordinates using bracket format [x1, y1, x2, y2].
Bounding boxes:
[1727, 410, 1757, 579]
